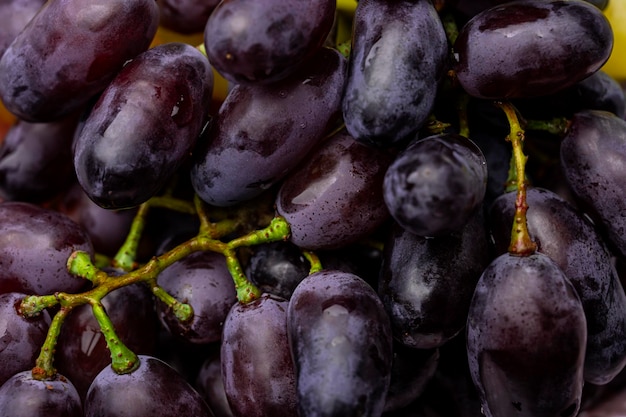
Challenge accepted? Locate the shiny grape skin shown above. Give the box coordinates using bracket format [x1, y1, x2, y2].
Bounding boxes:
[0, 115, 77, 203]
[0, 292, 50, 386]
[204, 0, 335, 85]
[454, 0, 613, 99]
[287, 270, 393, 417]
[191, 47, 347, 207]
[73, 42, 213, 209]
[0, 202, 93, 295]
[0, 371, 82, 417]
[156, 251, 237, 345]
[382, 133, 487, 237]
[467, 252, 587, 417]
[560, 110, 626, 260]
[489, 187, 626, 385]
[221, 294, 298, 417]
[157, 0, 220, 35]
[84, 355, 215, 417]
[55, 283, 159, 400]
[0, 0, 45, 59]
[379, 209, 490, 350]
[276, 130, 393, 251]
[245, 241, 310, 300]
[0, 0, 159, 122]
[342, 0, 449, 147]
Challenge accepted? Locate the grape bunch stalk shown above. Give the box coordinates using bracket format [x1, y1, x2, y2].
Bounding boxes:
[0, 0, 625, 416]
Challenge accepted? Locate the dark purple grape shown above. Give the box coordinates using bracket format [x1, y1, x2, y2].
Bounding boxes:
[221, 294, 298, 417]
[73, 42, 213, 209]
[0, 0, 46, 59]
[287, 270, 393, 417]
[55, 183, 137, 257]
[0, 292, 50, 386]
[245, 241, 310, 300]
[0, 114, 78, 203]
[0, 201, 93, 295]
[204, 0, 335, 85]
[379, 208, 490, 350]
[0, 0, 159, 122]
[0, 370, 82, 417]
[156, 250, 237, 345]
[55, 283, 159, 400]
[342, 0, 449, 147]
[157, 0, 220, 34]
[276, 130, 393, 250]
[383, 344, 439, 413]
[560, 110, 626, 260]
[489, 187, 626, 385]
[191, 46, 347, 207]
[84, 355, 215, 417]
[195, 347, 235, 417]
[454, 0, 613, 99]
[467, 252, 587, 417]
[382, 133, 487, 237]
[512, 70, 626, 120]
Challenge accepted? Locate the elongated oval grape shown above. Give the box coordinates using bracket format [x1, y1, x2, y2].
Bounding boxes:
[0, 370, 83, 417]
[276, 130, 393, 250]
[191, 47, 346, 207]
[287, 270, 393, 417]
[0, 292, 50, 387]
[157, 0, 219, 35]
[0, 115, 77, 203]
[560, 110, 626, 260]
[454, 0, 613, 99]
[204, 0, 335, 85]
[221, 294, 298, 417]
[342, 0, 449, 147]
[156, 251, 237, 345]
[0, 202, 93, 295]
[73, 42, 213, 209]
[383, 133, 487, 237]
[379, 209, 490, 350]
[467, 252, 587, 417]
[84, 355, 215, 417]
[489, 187, 626, 385]
[0, 0, 159, 122]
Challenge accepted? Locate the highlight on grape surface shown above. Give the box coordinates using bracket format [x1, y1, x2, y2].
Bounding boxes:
[0, 0, 626, 416]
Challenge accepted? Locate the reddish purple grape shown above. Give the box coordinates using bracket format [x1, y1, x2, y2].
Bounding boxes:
[342, 0, 449, 147]
[0, 202, 93, 295]
[157, 0, 220, 34]
[191, 47, 347, 207]
[156, 250, 237, 345]
[0, 115, 78, 203]
[0, 292, 50, 386]
[204, 0, 335, 85]
[0, 370, 82, 417]
[221, 294, 298, 417]
[84, 355, 215, 417]
[276, 130, 393, 250]
[0, 0, 159, 122]
[73, 42, 214, 209]
[467, 252, 587, 417]
[454, 0, 613, 99]
[287, 270, 393, 417]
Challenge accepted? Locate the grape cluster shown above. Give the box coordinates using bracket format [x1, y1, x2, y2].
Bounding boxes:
[0, 0, 625, 417]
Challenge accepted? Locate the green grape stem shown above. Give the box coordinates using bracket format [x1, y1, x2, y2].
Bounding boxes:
[495, 101, 537, 256]
[303, 250, 323, 275]
[91, 302, 139, 375]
